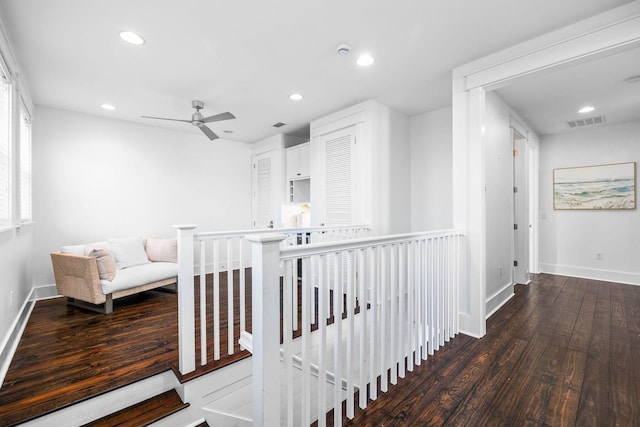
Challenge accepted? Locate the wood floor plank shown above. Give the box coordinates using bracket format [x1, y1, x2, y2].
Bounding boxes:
[3, 273, 640, 427]
[339, 275, 640, 427]
[81, 389, 188, 427]
[0, 271, 250, 426]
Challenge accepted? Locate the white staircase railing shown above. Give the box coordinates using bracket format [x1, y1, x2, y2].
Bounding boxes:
[246, 229, 464, 426]
[174, 224, 370, 375]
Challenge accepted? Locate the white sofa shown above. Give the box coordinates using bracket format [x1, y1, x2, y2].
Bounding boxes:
[50, 236, 178, 314]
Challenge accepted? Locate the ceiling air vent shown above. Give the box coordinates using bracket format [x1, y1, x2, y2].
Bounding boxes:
[567, 115, 606, 129]
[273, 122, 286, 128]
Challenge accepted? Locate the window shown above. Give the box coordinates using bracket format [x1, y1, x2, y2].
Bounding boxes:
[0, 73, 10, 227]
[19, 106, 31, 222]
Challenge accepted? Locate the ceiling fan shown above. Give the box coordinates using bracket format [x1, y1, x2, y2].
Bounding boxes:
[141, 100, 235, 140]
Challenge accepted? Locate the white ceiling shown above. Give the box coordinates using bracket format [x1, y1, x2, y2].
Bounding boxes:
[0, 0, 634, 143]
[495, 45, 640, 136]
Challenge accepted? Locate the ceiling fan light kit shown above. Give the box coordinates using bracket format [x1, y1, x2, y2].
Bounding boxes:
[141, 100, 235, 141]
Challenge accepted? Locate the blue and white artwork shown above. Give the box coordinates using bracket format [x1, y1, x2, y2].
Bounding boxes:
[554, 162, 636, 210]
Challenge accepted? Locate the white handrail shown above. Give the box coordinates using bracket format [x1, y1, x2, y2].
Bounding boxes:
[194, 224, 371, 241]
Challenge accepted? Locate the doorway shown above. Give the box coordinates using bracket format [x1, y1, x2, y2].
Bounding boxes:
[512, 126, 530, 285]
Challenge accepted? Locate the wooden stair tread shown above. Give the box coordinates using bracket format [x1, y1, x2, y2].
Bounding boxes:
[81, 389, 188, 427]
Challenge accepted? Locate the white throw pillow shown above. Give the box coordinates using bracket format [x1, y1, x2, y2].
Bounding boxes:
[109, 236, 151, 269]
[145, 237, 178, 263]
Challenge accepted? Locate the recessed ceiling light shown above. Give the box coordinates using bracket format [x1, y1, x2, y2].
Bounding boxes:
[119, 31, 145, 45]
[289, 93, 303, 101]
[101, 104, 116, 111]
[357, 54, 375, 67]
[578, 105, 595, 114]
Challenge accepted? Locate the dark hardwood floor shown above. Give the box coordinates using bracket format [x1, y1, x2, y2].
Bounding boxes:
[2, 273, 639, 426]
[323, 273, 640, 426]
[0, 271, 250, 427]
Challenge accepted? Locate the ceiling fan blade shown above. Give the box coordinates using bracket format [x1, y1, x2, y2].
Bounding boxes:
[141, 115, 192, 123]
[199, 125, 219, 140]
[201, 111, 236, 123]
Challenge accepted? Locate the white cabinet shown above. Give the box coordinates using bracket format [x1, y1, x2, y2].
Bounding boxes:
[286, 142, 310, 180]
[310, 99, 410, 234]
[286, 142, 311, 203]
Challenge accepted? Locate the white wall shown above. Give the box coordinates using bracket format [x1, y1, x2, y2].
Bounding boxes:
[539, 119, 640, 285]
[0, 227, 33, 355]
[483, 92, 526, 315]
[410, 107, 453, 231]
[32, 107, 252, 286]
[373, 103, 411, 235]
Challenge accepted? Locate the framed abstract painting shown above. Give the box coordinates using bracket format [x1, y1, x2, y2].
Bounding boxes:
[553, 162, 636, 210]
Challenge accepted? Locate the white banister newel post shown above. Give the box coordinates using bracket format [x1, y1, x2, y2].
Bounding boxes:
[175, 224, 197, 375]
[246, 233, 287, 427]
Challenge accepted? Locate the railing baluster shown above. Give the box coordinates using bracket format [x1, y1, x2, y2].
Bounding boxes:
[398, 242, 406, 379]
[420, 238, 427, 361]
[357, 248, 367, 409]
[454, 233, 460, 335]
[332, 251, 343, 427]
[369, 245, 378, 400]
[380, 244, 388, 392]
[429, 237, 435, 356]
[407, 241, 414, 373]
[293, 251, 299, 331]
[199, 240, 207, 366]
[346, 249, 355, 419]
[213, 239, 221, 361]
[283, 258, 294, 427]
[318, 254, 328, 427]
[413, 240, 424, 366]
[390, 243, 398, 385]
[227, 238, 234, 355]
[302, 256, 311, 427]
[239, 238, 246, 334]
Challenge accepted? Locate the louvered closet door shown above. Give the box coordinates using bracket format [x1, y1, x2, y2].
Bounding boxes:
[252, 150, 275, 229]
[321, 125, 357, 226]
[318, 125, 357, 290]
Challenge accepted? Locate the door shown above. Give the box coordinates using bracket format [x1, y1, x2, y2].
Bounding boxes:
[316, 125, 358, 227]
[512, 129, 530, 284]
[252, 150, 276, 229]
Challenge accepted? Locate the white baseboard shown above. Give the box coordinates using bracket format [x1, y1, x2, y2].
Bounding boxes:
[0, 288, 36, 388]
[540, 263, 640, 286]
[32, 284, 59, 300]
[485, 282, 514, 319]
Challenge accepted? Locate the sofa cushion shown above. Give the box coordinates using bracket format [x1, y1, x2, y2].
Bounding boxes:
[100, 262, 178, 294]
[145, 238, 178, 263]
[109, 236, 151, 270]
[88, 248, 117, 281]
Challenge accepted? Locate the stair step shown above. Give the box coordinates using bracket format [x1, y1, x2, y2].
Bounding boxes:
[81, 389, 189, 427]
